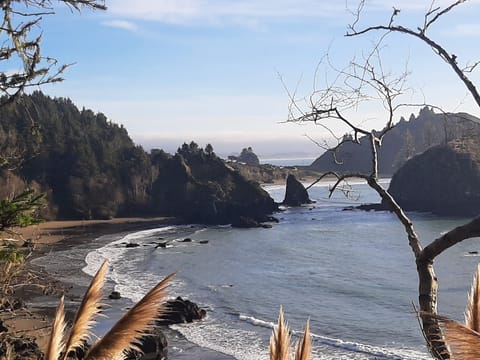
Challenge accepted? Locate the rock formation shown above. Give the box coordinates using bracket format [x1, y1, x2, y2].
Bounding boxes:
[156, 297, 206, 325]
[125, 327, 168, 360]
[151, 149, 278, 225]
[237, 147, 260, 165]
[310, 107, 480, 175]
[282, 174, 312, 206]
[385, 137, 480, 216]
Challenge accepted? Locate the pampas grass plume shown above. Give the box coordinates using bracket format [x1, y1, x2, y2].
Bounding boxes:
[465, 263, 480, 331]
[270, 307, 311, 360]
[45, 296, 66, 360]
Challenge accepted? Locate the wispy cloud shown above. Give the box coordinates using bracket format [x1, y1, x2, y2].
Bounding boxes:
[107, 0, 349, 25]
[106, 1, 480, 28]
[102, 19, 138, 31]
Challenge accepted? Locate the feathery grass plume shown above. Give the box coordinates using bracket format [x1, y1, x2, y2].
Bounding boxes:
[45, 295, 67, 360]
[85, 272, 175, 360]
[465, 263, 480, 331]
[270, 307, 291, 360]
[294, 319, 311, 360]
[62, 259, 109, 359]
[423, 313, 480, 359]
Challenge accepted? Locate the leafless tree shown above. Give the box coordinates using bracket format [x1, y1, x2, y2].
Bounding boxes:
[0, 0, 106, 108]
[288, 1, 480, 359]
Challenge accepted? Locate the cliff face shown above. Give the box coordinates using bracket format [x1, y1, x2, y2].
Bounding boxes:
[310, 107, 480, 175]
[0, 93, 277, 224]
[151, 151, 278, 224]
[385, 138, 480, 216]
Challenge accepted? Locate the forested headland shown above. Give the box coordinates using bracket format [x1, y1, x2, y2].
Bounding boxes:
[0, 92, 276, 224]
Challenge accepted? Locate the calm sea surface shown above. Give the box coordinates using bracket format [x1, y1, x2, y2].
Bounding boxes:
[81, 181, 480, 359]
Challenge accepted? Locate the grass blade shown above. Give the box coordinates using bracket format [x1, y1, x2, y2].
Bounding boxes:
[45, 295, 66, 360]
[270, 307, 291, 360]
[62, 260, 109, 359]
[465, 264, 480, 331]
[294, 319, 311, 360]
[85, 273, 175, 360]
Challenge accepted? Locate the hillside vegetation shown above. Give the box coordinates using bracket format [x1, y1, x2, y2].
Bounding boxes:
[0, 92, 276, 224]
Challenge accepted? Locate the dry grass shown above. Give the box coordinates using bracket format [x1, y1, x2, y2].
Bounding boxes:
[270, 307, 311, 360]
[44, 260, 174, 360]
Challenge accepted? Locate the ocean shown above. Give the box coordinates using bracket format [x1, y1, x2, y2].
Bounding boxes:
[259, 158, 316, 167]
[43, 180, 480, 359]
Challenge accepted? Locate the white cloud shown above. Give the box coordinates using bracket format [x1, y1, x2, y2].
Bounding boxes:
[102, 20, 138, 31]
[107, 0, 349, 25]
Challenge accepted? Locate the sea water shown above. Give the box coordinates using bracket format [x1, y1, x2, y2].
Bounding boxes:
[82, 180, 480, 359]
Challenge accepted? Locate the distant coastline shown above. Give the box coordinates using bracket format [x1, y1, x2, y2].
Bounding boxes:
[259, 157, 316, 167]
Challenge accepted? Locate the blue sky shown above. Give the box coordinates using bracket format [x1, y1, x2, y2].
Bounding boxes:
[37, 0, 480, 157]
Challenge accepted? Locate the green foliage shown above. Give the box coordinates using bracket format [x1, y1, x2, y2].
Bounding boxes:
[0, 243, 25, 264]
[0, 92, 155, 219]
[0, 189, 44, 233]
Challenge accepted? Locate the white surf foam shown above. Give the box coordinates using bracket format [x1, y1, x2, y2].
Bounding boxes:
[83, 226, 183, 302]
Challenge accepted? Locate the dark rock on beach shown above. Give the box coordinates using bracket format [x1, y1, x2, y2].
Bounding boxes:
[157, 297, 206, 325]
[282, 174, 312, 206]
[125, 327, 168, 360]
[354, 203, 387, 212]
[109, 291, 121, 300]
[231, 216, 261, 228]
[125, 243, 140, 248]
[0, 334, 43, 360]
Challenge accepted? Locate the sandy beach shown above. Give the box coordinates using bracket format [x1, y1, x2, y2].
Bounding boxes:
[2, 216, 235, 359]
[1, 217, 180, 354]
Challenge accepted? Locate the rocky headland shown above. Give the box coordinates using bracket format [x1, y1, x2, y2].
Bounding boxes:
[385, 137, 480, 216]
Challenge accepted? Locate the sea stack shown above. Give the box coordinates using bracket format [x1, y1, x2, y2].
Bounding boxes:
[282, 174, 312, 206]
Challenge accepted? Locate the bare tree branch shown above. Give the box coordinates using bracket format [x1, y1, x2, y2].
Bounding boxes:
[0, 0, 106, 107]
[346, 3, 480, 110]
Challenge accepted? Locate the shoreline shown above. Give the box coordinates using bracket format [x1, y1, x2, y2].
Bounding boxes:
[3, 217, 233, 359]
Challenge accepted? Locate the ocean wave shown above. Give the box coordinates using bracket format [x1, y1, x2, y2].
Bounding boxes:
[236, 313, 430, 360]
[83, 225, 187, 302]
[171, 320, 268, 360]
[171, 315, 430, 360]
[238, 314, 275, 330]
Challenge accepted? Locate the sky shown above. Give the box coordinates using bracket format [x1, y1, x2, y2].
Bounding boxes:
[30, 0, 480, 157]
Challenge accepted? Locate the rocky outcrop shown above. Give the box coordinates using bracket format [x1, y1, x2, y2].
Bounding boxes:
[151, 148, 278, 225]
[125, 327, 168, 360]
[282, 174, 312, 206]
[237, 147, 260, 165]
[156, 297, 206, 325]
[385, 138, 480, 216]
[228, 161, 320, 185]
[310, 107, 480, 175]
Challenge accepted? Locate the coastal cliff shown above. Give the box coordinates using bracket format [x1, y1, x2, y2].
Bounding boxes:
[310, 107, 480, 175]
[0, 92, 277, 225]
[151, 146, 277, 225]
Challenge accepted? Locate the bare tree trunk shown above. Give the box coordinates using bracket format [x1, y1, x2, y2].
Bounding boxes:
[417, 260, 449, 359]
